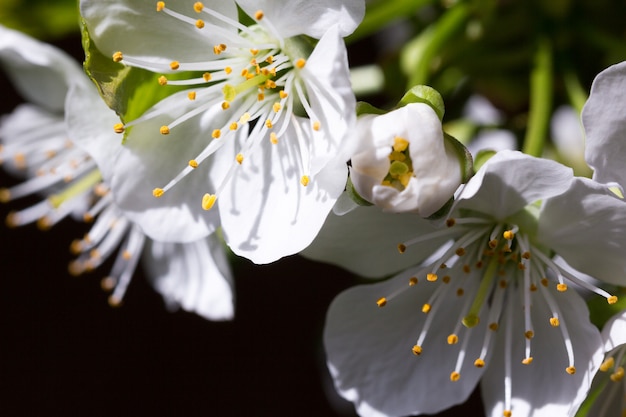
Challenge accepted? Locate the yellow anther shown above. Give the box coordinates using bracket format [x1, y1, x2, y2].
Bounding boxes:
[203, 72, 212, 82]
[240, 113, 251, 123]
[225, 66, 232, 74]
[254, 10, 264, 20]
[265, 119, 273, 129]
[446, 218, 456, 227]
[456, 288, 464, 297]
[426, 273, 438, 282]
[213, 45, 222, 55]
[193, 2, 203, 12]
[376, 297, 387, 308]
[258, 93, 265, 101]
[489, 323, 499, 331]
[68, 260, 84, 276]
[530, 283, 538, 292]
[158, 75, 168, 85]
[122, 250, 132, 260]
[188, 159, 199, 168]
[230, 122, 238, 131]
[409, 277, 418, 286]
[160, 126, 170, 135]
[447, 334, 459, 345]
[393, 137, 410, 152]
[503, 230, 515, 240]
[108, 294, 123, 308]
[503, 411, 512, 417]
[188, 91, 197, 100]
[279, 90, 288, 99]
[250, 48, 259, 55]
[474, 359, 485, 368]
[295, 58, 306, 69]
[113, 123, 125, 134]
[455, 248, 466, 256]
[202, 193, 217, 211]
[265, 55, 274, 64]
[152, 188, 164, 198]
[442, 276, 451, 284]
[212, 129, 221, 139]
[112, 51, 123, 62]
[541, 278, 549, 287]
[517, 262, 526, 271]
[600, 357, 615, 372]
[398, 243, 406, 254]
[566, 366, 577, 375]
[412, 345, 422, 356]
[170, 61, 180, 70]
[556, 283, 568, 292]
[273, 102, 281, 113]
[610, 366, 624, 381]
[83, 213, 94, 223]
[522, 251, 531, 259]
[156, 1, 165, 12]
[312, 121, 321, 131]
[488, 239, 498, 249]
[195, 19, 205, 29]
[608, 295, 618, 304]
[270, 132, 278, 144]
[236, 153, 244, 164]
[421, 303, 431, 314]
[499, 279, 508, 288]
[450, 372, 460, 382]
[522, 357, 533, 365]
[463, 265, 471, 273]
[300, 175, 310, 187]
[265, 79, 276, 89]
[240, 68, 249, 77]
[524, 330, 534, 339]
[69, 239, 83, 255]
[549, 317, 560, 327]
[101, 276, 116, 291]
[36, 217, 52, 230]
[221, 101, 230, 110]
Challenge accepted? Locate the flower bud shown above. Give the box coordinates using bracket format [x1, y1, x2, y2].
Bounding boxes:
[350, 102, 464, 217]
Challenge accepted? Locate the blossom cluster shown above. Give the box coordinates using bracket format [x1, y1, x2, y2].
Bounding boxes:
[2, 1, 626, 416]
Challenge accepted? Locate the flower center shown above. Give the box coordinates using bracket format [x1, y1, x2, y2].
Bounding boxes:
[112, 2, 322, 211]
[382, 137, 414, 191]
[377, 211, 618, 416]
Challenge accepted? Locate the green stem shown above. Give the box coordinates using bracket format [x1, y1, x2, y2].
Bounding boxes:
[522, 37, 552, 157]
[346, 0, 436, 44]
[403, 3, 470, 87]
[462, 255, 499, 328]
[562, 68, 588, 115]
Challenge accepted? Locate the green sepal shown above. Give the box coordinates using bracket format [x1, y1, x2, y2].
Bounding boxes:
[473, 149, 497, 172]
[346, 176, 373, 207]
[356, 101, 387, 117]
[444, 132, 474, 183]
[80, 20, 187, 131]
[397, 85, 445, 121]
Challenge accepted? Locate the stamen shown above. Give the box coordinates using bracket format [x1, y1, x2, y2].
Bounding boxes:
[112, 51, 123, 62]
[254, 10, 264, 20]
[113, 123, 125, 134]
[376, 297, 387, 307]
[300, 176, 310, 186]
[160, 126, 170, 135]
[202, 193, 217, 210]
[295, 58, 306, 69]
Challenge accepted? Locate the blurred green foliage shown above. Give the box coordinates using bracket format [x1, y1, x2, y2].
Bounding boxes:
[0, 0, 79, 39]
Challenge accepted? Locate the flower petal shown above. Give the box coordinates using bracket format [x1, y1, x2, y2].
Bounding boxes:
[237, 0, 365, 38]
[0, 25, 85, 112]
[143, 234, 234, 321]
[324, 270, 487, 416]
[80, 0, 238, 65]
[301, 206, 450, 278]
[481, 285, 603, 417]
[538, 177, 626, 286]
[582, 61, 626, 187]
[602, 311, 626, 351]
[65, 83, 122, 182]
[455, 150, 573, 220]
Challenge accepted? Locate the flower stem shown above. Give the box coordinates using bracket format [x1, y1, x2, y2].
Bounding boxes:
[48, 170, 102, 209]
[522, 37, 552, 157]
[463, 254, 499, 328]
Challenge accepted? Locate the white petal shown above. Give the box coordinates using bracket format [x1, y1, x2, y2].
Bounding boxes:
[455, 150, 573, 220]
[0, 25, 85, 112]
[324, 271, 487, 416]
[582, 61, 626, 187]
[65, 83, 121, 182]
[481, 285, 603, 417]
[143, 234, 234, 321]
[602, 311, 626, 351]
[237, 0, 365, 38]
[301, 206, 450, 278]
[110, 95, 222, 243]
[80, 0, 238, 64]
[538, 177, 626, 287]
[218, 118, 345, 264]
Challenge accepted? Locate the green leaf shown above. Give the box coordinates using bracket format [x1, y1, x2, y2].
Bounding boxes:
[80, 19, 186, 127]
[444, 132, 474, 183]
[473, 149, 497, 172]
[356, 101, 387, 116]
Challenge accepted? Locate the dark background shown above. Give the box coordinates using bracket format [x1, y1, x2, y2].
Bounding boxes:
[0, 34, 484, 417]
